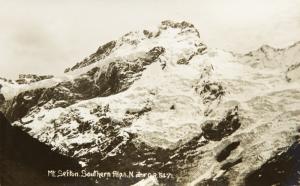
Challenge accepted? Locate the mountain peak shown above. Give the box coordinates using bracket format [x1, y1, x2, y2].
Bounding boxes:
[159, 20, 195, 29]
[242, 40, 300, 68]
[2, 20, 300, 186]
[64, 20, 205, 73]
[259, 44, 276, 50]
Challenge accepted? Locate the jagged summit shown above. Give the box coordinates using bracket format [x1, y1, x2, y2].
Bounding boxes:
[1, 21, 300, 185]
[64, 20, 205, 73]
[160, 20, 196, 29]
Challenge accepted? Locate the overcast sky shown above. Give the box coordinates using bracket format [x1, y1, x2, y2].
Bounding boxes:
[0, 0, 300, 79]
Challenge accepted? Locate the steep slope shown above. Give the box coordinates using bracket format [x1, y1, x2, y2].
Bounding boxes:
[1, 21, 300, 186]
[0, 112, 94, 186]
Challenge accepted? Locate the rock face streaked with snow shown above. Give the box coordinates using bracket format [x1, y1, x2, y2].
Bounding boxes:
[1, 21, 300, 186]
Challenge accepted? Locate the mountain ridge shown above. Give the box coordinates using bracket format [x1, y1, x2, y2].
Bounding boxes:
[1, 20, 300, 186]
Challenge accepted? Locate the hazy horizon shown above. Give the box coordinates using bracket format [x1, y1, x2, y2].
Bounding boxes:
[1, 0, 300, 79]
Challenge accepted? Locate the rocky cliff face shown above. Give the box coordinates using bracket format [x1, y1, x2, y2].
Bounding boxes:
[1, 20, 300, 186]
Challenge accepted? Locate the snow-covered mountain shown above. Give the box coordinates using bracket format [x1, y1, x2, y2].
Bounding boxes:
[1, 20, 300, 186]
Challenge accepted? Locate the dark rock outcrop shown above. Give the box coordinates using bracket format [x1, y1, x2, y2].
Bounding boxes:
[245, 142, 300, 186]
[216, 141, 240, 162]
[201, 107, 240, 141]
[65, 41, 117, 73]
[0, 84, 5, 106]
[16, 74, 54, 84]
[5, 88, 46, 122]
[160, 20, 195, 30]
[198, 81, 225, 104]
[285, 62, 300, 82]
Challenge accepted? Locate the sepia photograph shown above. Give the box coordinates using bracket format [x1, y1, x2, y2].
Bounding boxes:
[1, 0, 300, 185]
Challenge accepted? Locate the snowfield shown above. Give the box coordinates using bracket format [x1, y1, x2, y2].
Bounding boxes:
[1, 21, 300, 186]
